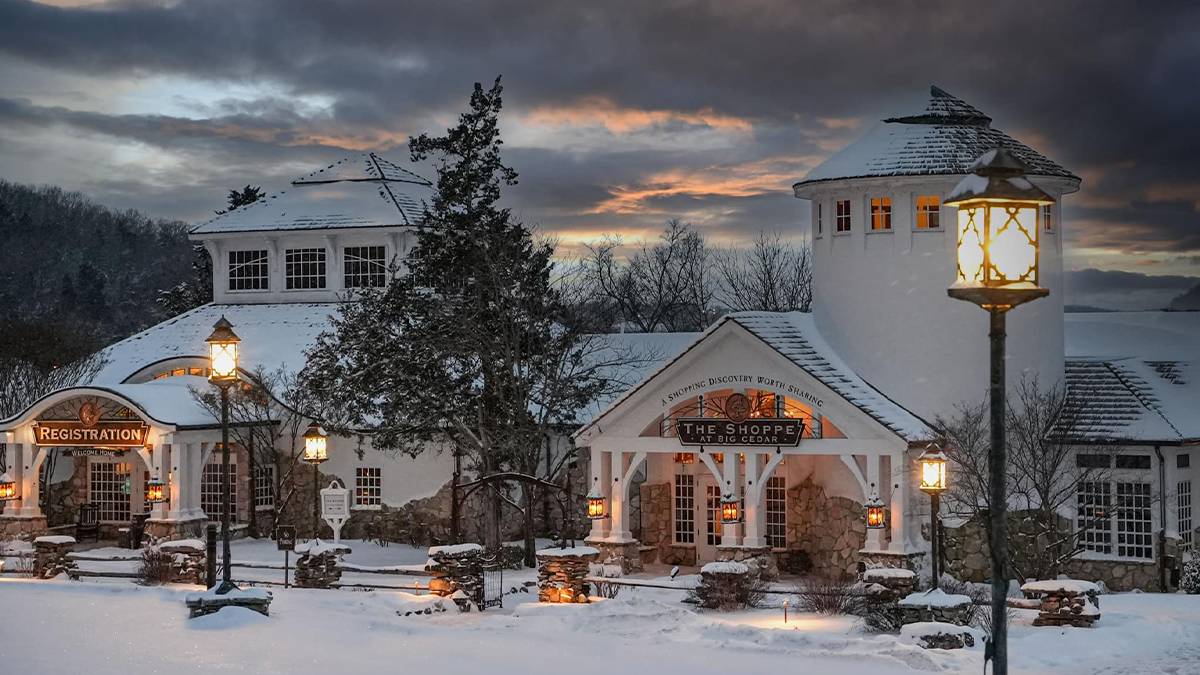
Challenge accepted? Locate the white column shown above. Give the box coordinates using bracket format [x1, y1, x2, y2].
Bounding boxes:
[609, 450, 633, 541]
[742, 452, 765, 548]
[167, 441, 188, 521]
[16, 425, 45, 519]
[150, 442, 169, 520]
[187, 442, 207, 520]
[720, 454, 741, 546]
[889, 450, 911, 553]
[865, 454, 884, 551]
[587, 447, 610, 540]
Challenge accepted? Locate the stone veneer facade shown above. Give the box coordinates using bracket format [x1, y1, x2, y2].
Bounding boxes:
[784, 477, 869, 580]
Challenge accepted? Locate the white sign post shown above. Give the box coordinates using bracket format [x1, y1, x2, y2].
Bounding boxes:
[319, 479, 351, 543]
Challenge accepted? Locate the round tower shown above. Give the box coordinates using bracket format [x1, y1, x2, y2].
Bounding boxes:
[793, 86, 1081, 423]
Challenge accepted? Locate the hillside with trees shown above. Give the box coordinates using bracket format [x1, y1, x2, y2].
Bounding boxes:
[0, 181, 198, 366]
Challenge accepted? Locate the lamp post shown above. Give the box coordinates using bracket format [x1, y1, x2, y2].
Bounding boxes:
[946, 146, 1053, 675]
[302, 422, 328, 537]
[205, 316, 241, 595]
[918, 445, 948, 589]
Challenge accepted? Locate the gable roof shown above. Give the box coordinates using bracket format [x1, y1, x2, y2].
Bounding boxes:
[1063, 311, 1200, 444]
[795, 86, 1077, 189]
[575, 312, 937, 443]
[190, 152, 432, 235]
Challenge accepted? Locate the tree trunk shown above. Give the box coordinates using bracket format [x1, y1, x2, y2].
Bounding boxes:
[523, 482, 537, 567]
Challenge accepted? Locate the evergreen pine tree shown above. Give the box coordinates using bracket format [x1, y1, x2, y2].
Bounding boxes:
[304, 78, 606, 551]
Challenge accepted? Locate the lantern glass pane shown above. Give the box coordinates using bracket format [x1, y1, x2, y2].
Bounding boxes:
[0, 481, 15, 500]
[209, 342, 238, 380]
[304, 435, 327, 463]
[957, 207, 985, 284]
[921, 460, 945, 491]
[988, 205, 1037, 284]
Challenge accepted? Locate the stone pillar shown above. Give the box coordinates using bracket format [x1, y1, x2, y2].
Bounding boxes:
[295, 540, 351, 589]
[33, 535, 76, 578]
[720, 454, 740, 546]
[426, 544, 486, 605]
[589, 539, 643, 574]
[536, 546, 599, 603]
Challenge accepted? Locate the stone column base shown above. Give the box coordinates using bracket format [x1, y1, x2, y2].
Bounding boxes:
[0, 515, 48, 540]
[145, 517, 209, 541]
[859, 549, 925, 574]
[585, 538, 643, 574]
[717, 545, 779, 580]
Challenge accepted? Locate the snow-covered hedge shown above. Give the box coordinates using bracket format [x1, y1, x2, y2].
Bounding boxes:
[1182, 559, 1200, 595]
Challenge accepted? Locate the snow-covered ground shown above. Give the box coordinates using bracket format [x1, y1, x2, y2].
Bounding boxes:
[2, 571, 1200, 674]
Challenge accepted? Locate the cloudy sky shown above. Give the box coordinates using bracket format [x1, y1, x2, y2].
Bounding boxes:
[0, 0, 1197, 308]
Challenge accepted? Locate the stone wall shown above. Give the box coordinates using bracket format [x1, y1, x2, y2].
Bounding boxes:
[942, 510, 1179, 592]
[785, 477, 866, 580]
[638, 482, 671, 562]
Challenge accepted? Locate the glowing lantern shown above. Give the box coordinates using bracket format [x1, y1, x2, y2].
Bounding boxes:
[0, 473, 17, 502]
[946, 147, 1054, 310]
[918, 446, 949, 495]
[145, 476, 167, 504]
[302, 422, 328, 465]
[205, 316, 241, 385]
[586, 490, 607, 520]
[720, 494, 742, 524]
[865, 494, 886, 529]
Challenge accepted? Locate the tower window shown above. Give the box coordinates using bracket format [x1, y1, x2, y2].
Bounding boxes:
[915, 195, 941, 229]
[1042, 204, 1053, 231]
[870, 197, 892, 231]
[835, 199, 851, 233]
[228, 250, 269, 291]
[285, 248, 327, 290]
[816, 202, 823, 236]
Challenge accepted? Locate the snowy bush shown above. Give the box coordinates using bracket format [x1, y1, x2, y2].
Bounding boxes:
[136, 546, 175, 585]
[794, 576, 864, 615]
[1181, 559, 1200, 594]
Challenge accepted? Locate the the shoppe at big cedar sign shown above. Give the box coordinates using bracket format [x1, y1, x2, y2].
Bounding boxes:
[2, 87, 1198, 591]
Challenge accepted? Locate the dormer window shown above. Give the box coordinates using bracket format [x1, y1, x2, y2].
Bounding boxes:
[869, 197, 892, 231]
[915, 195, 941, 229]
[344, 245, 387, 288]
[285, 248, 327, 290]
[835, 199, 851, 233]
[228, 250, 269, 291]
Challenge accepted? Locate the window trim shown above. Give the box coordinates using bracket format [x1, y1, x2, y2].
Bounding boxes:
[284, 247, 328, 291]
[227, 249, 270, 293]
[868, 196, 893, 232]
[814, 202, 823, 238]
[913, 194, 943, 231]
[353, 466, 383, 510]
[253, 464, 276, 511]
[834, 199, 852, 235]
[343, 244, 388, 289]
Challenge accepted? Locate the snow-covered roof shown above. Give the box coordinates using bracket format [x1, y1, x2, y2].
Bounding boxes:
[576, 312, 937, 443]
[1064, 312, 1200, 444]
[0, 380, 222, 430]
[93, 302, 339, 385]
[190, 153, 432, 235]
[795, 86, 1077, 189]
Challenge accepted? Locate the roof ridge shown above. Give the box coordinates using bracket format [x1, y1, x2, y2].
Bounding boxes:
[368, 152, 412, 226]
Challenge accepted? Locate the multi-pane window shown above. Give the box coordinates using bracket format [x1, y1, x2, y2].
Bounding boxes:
[201, 463, 237, 523]
[355, 467, 382, 507]
[285, 248, 327, 290]
[705, 485, 721, 546]
[1116, 454, 1151, 470]
[1077, 481, 1112, 554]
[915, 195, 941, 229]
[254, 465, 275, 509]
[1041, 204, 1053, 231]
[344, 245, 387, 288]
[228, 250, 269, 291]
[835, 199, 851, 233]
[816, 202, 823, 236]
[674, 474, 695, 544]
[765, 475, 787, 549]
[90, 461, 131, 523]
[1116, 482, 1153, 559]
[869, 197, 892, 231]
[1179, 481, 1193, 554]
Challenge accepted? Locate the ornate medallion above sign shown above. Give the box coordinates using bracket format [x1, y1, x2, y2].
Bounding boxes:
[32, 399, 149, 448]
[676, 417, 805, 447]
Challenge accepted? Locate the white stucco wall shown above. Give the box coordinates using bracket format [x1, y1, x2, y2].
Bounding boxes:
[798, 174, 1076, 423]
